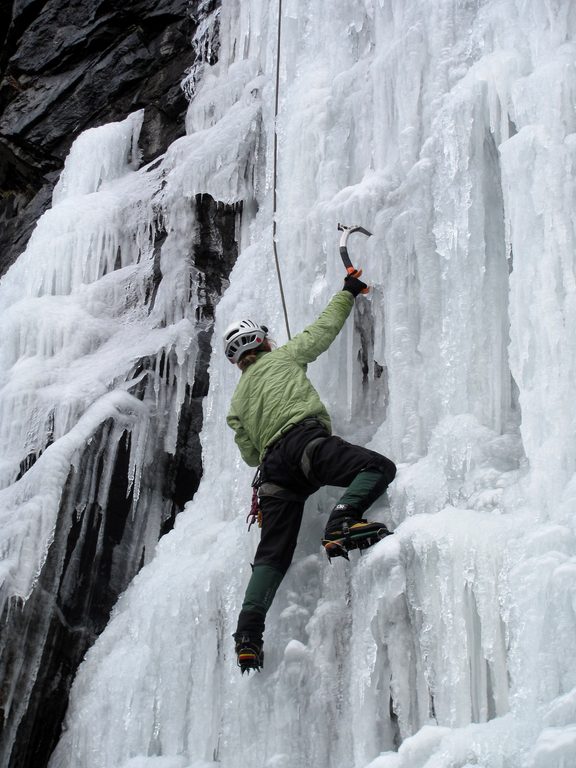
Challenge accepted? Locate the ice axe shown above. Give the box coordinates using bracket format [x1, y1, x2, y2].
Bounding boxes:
[337, 223, 372, 294]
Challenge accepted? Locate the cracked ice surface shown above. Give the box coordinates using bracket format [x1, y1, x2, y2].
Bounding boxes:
[7, 0, 574, 766]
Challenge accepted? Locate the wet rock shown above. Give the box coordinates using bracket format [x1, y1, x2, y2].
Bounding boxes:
[0, 0, 199, 276]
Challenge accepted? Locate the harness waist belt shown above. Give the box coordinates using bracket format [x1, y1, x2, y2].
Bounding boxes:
[257, 482, 308, 502]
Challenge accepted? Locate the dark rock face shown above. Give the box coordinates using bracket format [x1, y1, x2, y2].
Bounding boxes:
[0, 0, 211, 276]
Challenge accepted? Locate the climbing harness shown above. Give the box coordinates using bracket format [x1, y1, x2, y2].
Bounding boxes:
[247, 480, 307, 531]
[245, 420, 326, 532]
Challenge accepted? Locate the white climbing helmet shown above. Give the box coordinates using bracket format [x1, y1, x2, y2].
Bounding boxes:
[223, 319, 268, 364]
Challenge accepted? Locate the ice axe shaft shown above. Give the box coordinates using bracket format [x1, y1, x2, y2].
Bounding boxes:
[337, 223, 372, 273]
[337, 224, 372, 294]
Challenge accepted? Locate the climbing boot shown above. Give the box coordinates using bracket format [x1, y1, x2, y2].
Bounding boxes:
[322, 518, 391, 561]
[234, 634, 264, 674]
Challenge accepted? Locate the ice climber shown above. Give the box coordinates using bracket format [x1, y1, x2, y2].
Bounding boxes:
[224, 271, 397, 673]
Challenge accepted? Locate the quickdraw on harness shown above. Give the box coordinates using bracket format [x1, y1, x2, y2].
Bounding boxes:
[246, 487, 262, 531]
[247, 468, 263, 531]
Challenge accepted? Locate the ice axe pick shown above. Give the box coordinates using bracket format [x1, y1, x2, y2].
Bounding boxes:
[337, 223, 372, 294]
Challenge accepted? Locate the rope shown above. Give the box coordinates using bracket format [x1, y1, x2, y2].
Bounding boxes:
[272, 0, 291, 339]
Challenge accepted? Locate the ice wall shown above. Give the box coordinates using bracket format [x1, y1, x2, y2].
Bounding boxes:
[4, 0, 574, 766]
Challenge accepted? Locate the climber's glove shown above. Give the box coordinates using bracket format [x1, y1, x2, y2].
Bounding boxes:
[342, 269, 368, 297]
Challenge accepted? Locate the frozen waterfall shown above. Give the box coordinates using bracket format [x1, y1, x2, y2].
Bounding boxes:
[1, 0, 575, 766]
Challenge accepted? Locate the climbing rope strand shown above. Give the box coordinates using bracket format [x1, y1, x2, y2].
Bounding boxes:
[272, 0, 291, 339]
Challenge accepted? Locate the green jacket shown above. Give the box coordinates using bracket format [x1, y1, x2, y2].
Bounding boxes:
[227, 290, 355, 466]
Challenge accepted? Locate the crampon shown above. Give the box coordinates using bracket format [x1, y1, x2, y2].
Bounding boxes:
[322, 519, 391, 561]
[235, 636, 264, 674]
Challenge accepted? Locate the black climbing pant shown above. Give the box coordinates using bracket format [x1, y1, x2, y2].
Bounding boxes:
[235, 420, 396, 641]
